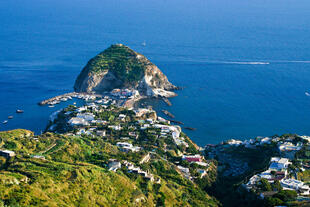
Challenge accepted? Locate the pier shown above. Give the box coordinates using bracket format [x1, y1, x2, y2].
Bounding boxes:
[163, 98, 172, 106]
[169, 120, 184, 125]
[184, 127, 196, 131]
[161, 110, 175, 119]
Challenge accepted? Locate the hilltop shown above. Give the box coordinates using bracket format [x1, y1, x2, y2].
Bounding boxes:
[74, 44, 177, 98]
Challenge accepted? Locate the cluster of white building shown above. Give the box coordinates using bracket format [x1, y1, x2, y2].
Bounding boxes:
[226, 137, 273, 148]
[226, 136, 305, 154]
[153, 124, 189, 147]
[246, 156, 310, 195]
[110, 88, 139, 99]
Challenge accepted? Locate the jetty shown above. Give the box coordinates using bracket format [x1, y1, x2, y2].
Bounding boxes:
[161, 110, 175, 119]
[184, 127, 196, 131]
[163, 98, 172, 106]
[169, 120, 184, 125]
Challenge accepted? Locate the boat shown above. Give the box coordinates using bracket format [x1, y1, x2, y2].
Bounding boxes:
[8, 116, 13, 119]
[142, 41, 146, 46]
[48, 105, 55, 108]
[16, 109, 24, 113]
[2, 120, 8, 124]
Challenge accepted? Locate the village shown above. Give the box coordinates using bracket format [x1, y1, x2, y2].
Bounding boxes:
[43, 95, 212, 184]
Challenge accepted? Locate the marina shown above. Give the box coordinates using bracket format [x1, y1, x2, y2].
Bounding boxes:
[38, 92, 102, 106]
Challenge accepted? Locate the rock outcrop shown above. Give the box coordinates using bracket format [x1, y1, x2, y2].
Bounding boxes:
[74, 44, 177, 97]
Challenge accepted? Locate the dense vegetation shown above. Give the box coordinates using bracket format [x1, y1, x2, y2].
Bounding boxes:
[75, 44, 147, 88]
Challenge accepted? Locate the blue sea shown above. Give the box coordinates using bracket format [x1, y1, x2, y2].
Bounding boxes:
[1, 0, 310, 145]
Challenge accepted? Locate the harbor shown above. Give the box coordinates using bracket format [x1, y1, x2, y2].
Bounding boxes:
[38, 92, 102, 106]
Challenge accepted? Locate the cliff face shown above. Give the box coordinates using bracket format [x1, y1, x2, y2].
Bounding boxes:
[74, 44, 177, 97]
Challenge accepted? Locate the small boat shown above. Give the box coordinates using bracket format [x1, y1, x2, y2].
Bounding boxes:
[16, 109, 24, 113]
[142, 41, 146, 46]
[48, 105, 55, 108]
[306, 92, 310, 96]
[73, 102, 76, 105]
[8, 116, 13, 119]
[2, 120, 8, 124]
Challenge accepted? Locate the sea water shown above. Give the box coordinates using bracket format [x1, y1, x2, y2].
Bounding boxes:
[1, 0, 310, 145]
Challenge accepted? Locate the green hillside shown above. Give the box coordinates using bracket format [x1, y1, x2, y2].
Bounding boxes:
[0, 129, 218, 207]
[75, 44, 147, 89]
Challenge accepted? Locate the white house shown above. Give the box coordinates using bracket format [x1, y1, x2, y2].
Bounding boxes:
[108, 159, 121, 172]
[269, 157, 291, 172]
[227, 139, 243, 146]
[76, 113, 95, 121]
[281, 179, 310, 195]
[68, 117, 89, 126]
[278, 142, 302, 152]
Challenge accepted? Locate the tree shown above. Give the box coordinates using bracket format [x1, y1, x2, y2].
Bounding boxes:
[265, 197, 284, 207]
[274, 190, 297, 202]
[272, 180, 282, 191]
[258, 178, 272, 191]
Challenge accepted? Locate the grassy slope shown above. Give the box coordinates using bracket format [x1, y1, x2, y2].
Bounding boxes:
[0, 129, 218, 207]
